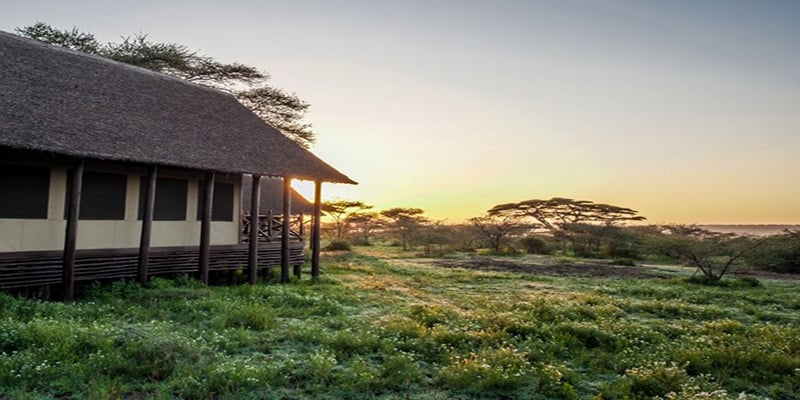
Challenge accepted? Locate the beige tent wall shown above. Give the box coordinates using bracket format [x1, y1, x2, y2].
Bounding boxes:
[0, 166, 241, 252]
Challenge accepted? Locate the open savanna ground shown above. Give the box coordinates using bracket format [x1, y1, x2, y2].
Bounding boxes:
[1, 246, 799, 399]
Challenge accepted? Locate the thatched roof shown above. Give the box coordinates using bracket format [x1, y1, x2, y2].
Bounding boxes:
[0, 31, 355, 184]
[241, 176, 315, 215]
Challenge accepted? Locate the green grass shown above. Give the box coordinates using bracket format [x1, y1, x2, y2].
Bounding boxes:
[0, 246, 798, 399]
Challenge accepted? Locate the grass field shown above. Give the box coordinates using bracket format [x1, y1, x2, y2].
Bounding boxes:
[1, 246, 798, 399]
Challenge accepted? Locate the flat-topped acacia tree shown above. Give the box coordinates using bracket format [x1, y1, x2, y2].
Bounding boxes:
[488, 197, 645, 251]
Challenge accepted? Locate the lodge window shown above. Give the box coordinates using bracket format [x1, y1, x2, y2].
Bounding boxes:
[197, 181, 234, 222]
[77, 172, 128, 220]
[138, 177, 188, 221]
[0, 165, 50, 219]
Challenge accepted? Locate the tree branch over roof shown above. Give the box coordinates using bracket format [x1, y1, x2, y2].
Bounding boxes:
[15, 22, 315, 148]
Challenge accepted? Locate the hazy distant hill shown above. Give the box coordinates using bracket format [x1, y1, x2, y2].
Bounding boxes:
[700, 225, 799, 236]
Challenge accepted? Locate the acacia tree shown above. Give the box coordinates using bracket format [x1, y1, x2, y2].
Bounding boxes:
[322, 200, 372, 240]
[562, 223, 644, 258]
[412, 220, 455, 255]
[345, 212, 384, 245]
[468, 211, 528, 253]
[488, 197, 645, 251]
[745, 230, 800, 274]
[380, 208, 428, 250]
[16, 22, 315, 147]
[647, 225, 756, 282]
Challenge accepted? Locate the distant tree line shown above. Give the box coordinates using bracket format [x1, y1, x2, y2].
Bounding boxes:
[320, 197, 800, 283]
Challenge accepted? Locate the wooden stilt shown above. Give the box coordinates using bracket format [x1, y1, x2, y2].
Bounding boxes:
[248, 175, 261, 285]
[63, 160, 84, 302]
[138, 165, 157, 285]
[199, 173, 215, 284]
[312, 180, 322, 280]
[281, 177, 292, 282]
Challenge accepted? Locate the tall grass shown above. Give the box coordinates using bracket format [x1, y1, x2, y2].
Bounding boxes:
[0, 247, 797, 399]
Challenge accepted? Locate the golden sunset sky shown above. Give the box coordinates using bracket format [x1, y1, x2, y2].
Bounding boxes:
[3, 0, 799, 224]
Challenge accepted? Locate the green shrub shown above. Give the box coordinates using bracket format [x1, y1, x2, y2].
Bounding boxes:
[225, 303, 276, 330]
[379, 351, 423, 390]
[602, 361, 717, 399]
[325, 240, 352, 251]
[745, 230, 800, 273]
[437, 346, 533, 396]
[519, 236, 553, 255]
[610, 258, 636, 266]
[733, 276, 761, 287]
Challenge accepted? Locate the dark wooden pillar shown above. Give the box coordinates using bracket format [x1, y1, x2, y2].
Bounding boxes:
[280, 177, 291, 282]
[199, 172, 215, 284]
[311, 180, 322, 280]
[248, 175, 261, 285]
[138, 165, 157, 285]
[63, 160, 84, 302]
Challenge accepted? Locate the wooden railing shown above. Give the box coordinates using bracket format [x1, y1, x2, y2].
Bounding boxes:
[241, 212, 304, 243]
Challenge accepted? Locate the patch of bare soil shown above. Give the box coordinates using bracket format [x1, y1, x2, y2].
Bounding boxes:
[433, 256, 667, 279]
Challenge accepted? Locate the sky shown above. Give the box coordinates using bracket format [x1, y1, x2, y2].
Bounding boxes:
[3, 0, 799, 224]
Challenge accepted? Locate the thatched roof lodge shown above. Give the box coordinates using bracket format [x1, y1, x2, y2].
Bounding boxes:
[0, 31, 353, 299]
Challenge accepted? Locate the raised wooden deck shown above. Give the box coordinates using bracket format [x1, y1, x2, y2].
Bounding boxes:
[0, 242, 304, 290]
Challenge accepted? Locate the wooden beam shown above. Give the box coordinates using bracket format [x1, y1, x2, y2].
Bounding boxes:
[248, 175, 261, 285]
[62, 160, 84, 302]
[199, 172, 215, 284]
[312, 180, 322, 280]
[138, 165, 157, 285]
[281, 177, 292, 282]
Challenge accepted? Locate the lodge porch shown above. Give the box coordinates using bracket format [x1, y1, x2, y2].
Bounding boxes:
[0, 210, 312, 293]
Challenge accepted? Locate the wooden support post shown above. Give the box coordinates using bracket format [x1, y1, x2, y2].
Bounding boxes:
[199, 172, 215, 285]
[63, 160, 84, 302]
[293, 265, 301, 278]
[138, 165, 157, 285]
[248, 175, 261, 285]
[281, 177, 292, 282]
[311, 180, 322, 280]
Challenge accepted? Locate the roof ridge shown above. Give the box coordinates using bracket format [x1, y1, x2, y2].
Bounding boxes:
[0, 30, 236, 100]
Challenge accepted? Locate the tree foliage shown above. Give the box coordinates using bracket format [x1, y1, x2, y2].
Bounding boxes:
[380, 208, 428, 250]
[745, 230, 800, 274]
[468, 212, 527, 253]
[646, 225, 756, 282]
[488, 197, 645, 252]
[16, 22, 315, 147]
[563, 223, 644, 259]
[412, 220, 455, 255]
[322, 200, 372, 240]
[489, 197, 645, 232]
[345, 212, 384, 245]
